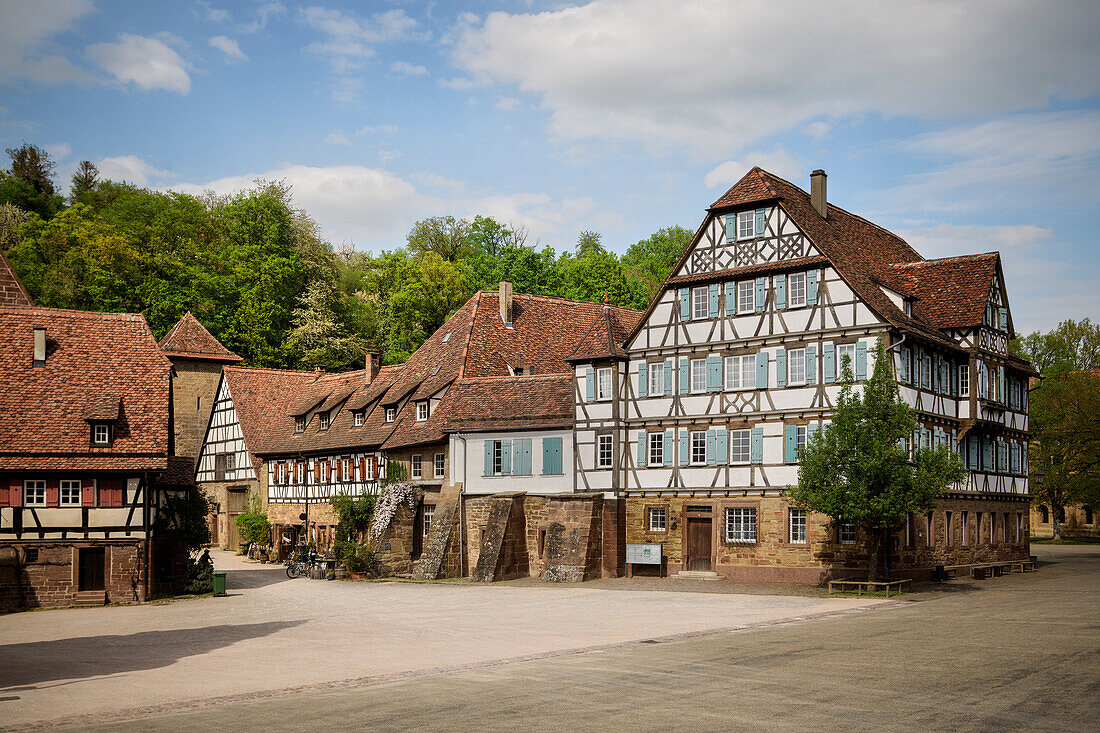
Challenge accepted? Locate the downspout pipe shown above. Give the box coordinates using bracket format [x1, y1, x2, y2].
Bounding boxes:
[456, 434, 468, 578]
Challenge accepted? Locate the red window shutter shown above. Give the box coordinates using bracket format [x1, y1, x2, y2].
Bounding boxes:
[46, 479, 59, 507]
[82, 480, 95, 507]
[0, 482, 9, 507]
[359, 458, 366, 479]
[99, 478, 124, 508]
[314, 462, 321, 482]
[9, 480, 22, 507]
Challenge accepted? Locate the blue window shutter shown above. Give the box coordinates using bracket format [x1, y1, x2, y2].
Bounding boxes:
[679, 429, 689, 465]
[900, 348, 909, 383]
[664, 430, 673, 466]
[807, 270, 818, 306]
[707, 354, 722, 392]
[998, 307, 1008, 332]
[982, 437, 992, 469]
[552, 437, 563, 474]
[855, 342, 868, 380]
[664, 358, 673, 395]
[968, 436, 977, 469]
[708, 283, 719, 318]
[524, 439, 533, 475]
[637, 432, 647, 467]
[725, 214, 736, 242]
[756, 351, 769, 388]
[823, 343, 835, 384]
[585, 366, 595, 402]
[755, 277, 766, 312]
[542, 438, 551, 475]
[978, 364, 987, 399]
[784, 425, 797, 464]
[513, 440, 522, 476]
[997, 366, 1005, 403]
[679, 357, 689, 394]
[755, 207, 766, 236]
[806, 345, 817, 385]
[750, 427, 764, 464]
[725, 281, 736, 315]
[706, 429, 717, 465]
[484, 441, 493, 476]
[501, 440, 512, 475]
[637, 362, 647, 397]
[514, 439, 532, 476]
[680, 288, 690, 320]
[776, 347, 787, 388]
[775, 274, 787, 310]
[716, 428, 728, 466]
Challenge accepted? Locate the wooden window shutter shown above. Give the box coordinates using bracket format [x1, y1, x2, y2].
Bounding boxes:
[637, 432, 647, 467]
[679, 288, 690, 320]
[663, 358, 673, 395]
[663, 430, 673, 467]
[706, 354, 722, 392]
[716, 428, 728, 466]
[725, 281, 736, 315]
[500, 440, 512, 475]
[754, 277, 766, 312]
[679, 357, 689, 394]
[585, 366, 595, 402]
[679, 429, 690, 466]
[806, 345, 817, 385]
[82, 480, 95, 507]
[46, 479, 59, 507]
[706, 429, 717, 465]
[855, 342, 868, 380]
[359, 457, 367, 480]
[755, 207, 766, 236]
[774, 274, 787, 310]
[756, 351, 769, 389]
[823, 343, 835, 384]
[708, 283, 719, 318]
[484, 441, 493, 476]
[637, 362, 647, 397]
[784, 425, 797, 464]
[807, 270, 818, 305]
[775, 347, 787, 388]
[750, 427, 763, 464]
[725, 214, 736, 242]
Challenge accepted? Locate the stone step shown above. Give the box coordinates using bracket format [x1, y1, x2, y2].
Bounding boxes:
[71, 590, 107, 607]
[674, 571, 724, 581]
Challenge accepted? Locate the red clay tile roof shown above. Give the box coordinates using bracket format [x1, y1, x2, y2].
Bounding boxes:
[220, 366, 319, 462]
[158, 312, 242, 363]
[0, 307, 171, 471]
[566, 305, 644, 361]
[710, 167, 781, 209]
[889, 254, 1000, 330]
[0, 251, 32, 307]
[443, 375, 574, 432]
[159, 456, 197, 487]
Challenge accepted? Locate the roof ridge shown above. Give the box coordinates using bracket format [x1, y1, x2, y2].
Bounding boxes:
[0, 306, 147, 320]
[456, 373, 572, 383]
[456, 290, 481, 380]
[890, 252, 1000, 268]
[478, 289, 642, 313]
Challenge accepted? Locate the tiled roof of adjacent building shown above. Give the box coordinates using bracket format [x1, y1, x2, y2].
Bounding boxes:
[219, 366, 319, 461]
[889, 254, 1000, 330]
[0, 251, 33, 307]
[566, 304, 643, 361]
[442, 375, 574, 432]
[0, 306, 171, 471]
[158, 312, 242, 363]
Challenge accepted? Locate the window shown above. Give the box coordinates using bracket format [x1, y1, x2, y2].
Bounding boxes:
[838, 520, 856, 545]
[92, 424, 110, 445]
[493, 441, 504, 475]
[724, 354, 756, 390]
[945, 511, 953, 546]
[354, 411, 364, 427]
[434, 453, 445, 478]
[597, 367, 613, 401]
[692, 287, 708, 319]
[737, 211, 755, 240]
[959, 365, 970, 397]
[690, 359, 706, 393]
[411, 455, 422, 479]
[836, 344, 856, 378]
[416, 402, 428, 421]
[24, 480, 45, 506]
[788, 272, 807, 308]
[789, 509, 807, 544]
[795, 425, 808, 457]
[737, 280, 755, 312]
[926, 512, 935, 547]
[295, 463, 304, 484]
[597, 435, 613, 468]
[422, 504, 434, 539]
[788, 348, 806, 385]
[295, 416, 306, 433]
[730, 429, 751, 464]
[318, 412, 330, 430]
[342, 458, 351, 482]
[690, 431, 707, 465]
[961, 511, 969, 545]
[60, 480, 81, 506]
[905, 513, 913, 547]
[649, 507, 667, 532]
[648, 362, 664, 395]
[648, 432, 664, 466]
[385, 407, 396, 423]
[725, 507, 757, 543]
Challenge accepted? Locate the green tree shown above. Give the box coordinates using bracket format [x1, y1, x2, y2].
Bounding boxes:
[6, 143, 57, 198]
[1014, 319, 1100, 374]
[70, 161, 100, 204]
[286, 279, 370, 370]
[556, 247, 633, 307]
[234, 492, 271, 548]
[787, 339, 966, 581]
[575, 229, 603, 256]
[406, 215, 473, 261]
[622, 225, 691, 303]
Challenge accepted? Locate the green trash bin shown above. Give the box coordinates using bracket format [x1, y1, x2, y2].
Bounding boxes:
[212, 571, 227, 597]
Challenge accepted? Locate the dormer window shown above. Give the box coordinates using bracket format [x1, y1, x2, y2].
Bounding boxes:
[353, 411, 364, 427]
[318, 412, 330, 430]
[509, 364, 529, 376]
[295, 416, 306, 433]
[91, 423, 112, 446]
[385, 407, 396, 423]
[416, 402, 429, 421]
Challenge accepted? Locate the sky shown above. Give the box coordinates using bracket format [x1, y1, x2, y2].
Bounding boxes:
[0, 0, 1098, 333]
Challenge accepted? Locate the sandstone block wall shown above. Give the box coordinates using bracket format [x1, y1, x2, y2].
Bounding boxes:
[170, 360, 224, 461]
[0, 542, 145, 610]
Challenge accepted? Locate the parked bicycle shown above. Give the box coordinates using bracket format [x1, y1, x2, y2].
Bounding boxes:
[285, 558, 311, 579]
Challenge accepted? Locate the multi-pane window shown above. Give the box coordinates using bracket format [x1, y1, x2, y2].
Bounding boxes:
[648, 432, 664, 466]
[93, 424, 110, 445]
[737, 211, 755, 240]
[416, 402, 428, 421]
[341, 458, 351, 482]
[690, 359, 706, 393]
[24, 480, 45, 506]
[319, 412, 330, 430]
[788, 272, 807, 307]
[597, 435, 613, 468]
[795, 425, 808, 456]
[836, 344, 856, 378]
[597, 367, 613, 401]
[959, 365, 970, 397]
[690, 431, 707, 465]
[648, 362, 664, 395]
[295, 463, 304, 484]
[422, 505, 434, 539]
[385, 407, 396, 423]
[60, 480, 82, 506]
[838, 520, 856, 545]
[411, 455, 422, 479]
[724, 354, 756, 390]
[493, 441, 504, 475]
[737, 280, 755, 312]
[434, 453, 445, 478]
[726, 507, 757, 543]
[692, 287, 708, 319]
[789, 509, 807, 544]
[295, 416, 306, 433]
[788, 348, 807, 385]
[354, 411, 364, 427]
[730, 429, 751, 464]
[225, 453, 236, 471]
[649, 507, 667, 532]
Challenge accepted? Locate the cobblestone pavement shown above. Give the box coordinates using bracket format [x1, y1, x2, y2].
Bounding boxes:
[0, 550, 886, 730]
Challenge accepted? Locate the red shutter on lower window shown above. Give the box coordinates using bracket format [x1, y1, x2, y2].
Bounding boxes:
[359, 458, 366, 479]
[0, 482, 9, 507]
[45, 479, 59, 507]
[99, 478, 124, 507]
[9, 481, 22, 507]
[82, 480, 95, 507]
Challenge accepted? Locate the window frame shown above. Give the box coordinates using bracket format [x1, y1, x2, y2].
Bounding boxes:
[648, 431, 664, 466]
[353, 411, 364, 427]
[788, 272, 807, 308]
[60, 479, 82, 506]
[434, 453, 445, 479]
[690, 358, 707, 394]
[737, 211, 755, 241]
[838, 520, 856, 545]
[416, 402, 429, 421]
[318, 412, 330, 431]
[422, 504, 435, 539]
[411, 454, 422, 479]
[341, 458, 351, 483]
[24, 480, 46, 506]
[724, 353, 756, 391]
[737, 280, 755, 312]
[959, 364, 970, 397]
[836, 344, 856, 378]
[690, 430, 707, 466]
[691, 286, 709, 320]
[788, 348, 807, 386]
[648, 507, 667, 532]
[789, 508, 807, 544]
[294, 416, 306, 433]
[597, 367, 613, 401]
[648, 362, 664, 396]
[725, 506, 757, 543]
[492, 441, 504, 476]
[92, 423, 111, 445]
[384, 407, 396, 423]
[795, 425, 808, 457]
[597, 434, 613, 469]
[730, 428, 751, 465]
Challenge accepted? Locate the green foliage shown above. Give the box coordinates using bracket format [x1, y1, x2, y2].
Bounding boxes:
[1028, 371, 1100, 518]
[621, 225, 692, 303]
[330, 491, 377, 545]
[154, 489, 212, 552]
[1014, 319, 1100, 374]
[234, 492, 272, 547]
[70, 161, 100, 204]
[787, 339, 966, 580]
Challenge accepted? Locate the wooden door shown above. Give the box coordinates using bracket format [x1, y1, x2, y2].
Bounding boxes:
[79, 547, 106, 591]
[687, 517, 712, 571]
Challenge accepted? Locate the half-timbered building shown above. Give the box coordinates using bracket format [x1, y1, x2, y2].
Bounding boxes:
[573, 167, 1034, 582]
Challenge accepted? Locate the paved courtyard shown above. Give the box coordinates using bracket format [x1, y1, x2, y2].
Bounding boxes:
[0, 550, 886, 730]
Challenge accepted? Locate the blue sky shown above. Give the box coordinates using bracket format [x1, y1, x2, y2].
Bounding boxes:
[1, 0, 1098, 333]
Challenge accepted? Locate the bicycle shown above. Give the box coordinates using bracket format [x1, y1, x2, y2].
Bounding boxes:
[285, 558, 312, 579]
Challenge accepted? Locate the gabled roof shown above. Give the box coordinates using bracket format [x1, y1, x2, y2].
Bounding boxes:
[220, 366, 319, 459]
[0, 250, 33, 307]
[158, 312, 242, 363]
[0, 307, 171, 471]
[566, 304, 642, 361]
[889, 254, 1000, 330]
[710, 167, 781, 209]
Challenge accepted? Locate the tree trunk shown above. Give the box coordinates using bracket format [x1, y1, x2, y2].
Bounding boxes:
[866, 528, 880, 582]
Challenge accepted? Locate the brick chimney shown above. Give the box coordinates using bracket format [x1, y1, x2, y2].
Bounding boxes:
[499, 281, 513, 325]
[366, 352, 380, 383]
[33, 327, 46, 366]
[810, 169, 827, 219]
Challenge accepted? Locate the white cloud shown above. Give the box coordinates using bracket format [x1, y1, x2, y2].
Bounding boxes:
[0, 0, 95, 84]
[209, 36, 247, 62]
[495, 97, 519, 111]
[357, 124, 398, 135]
[45, 142, 71, 160]
[704, 151, 802, 188]
[803, 121, 831, 141]
[87, 34, 191, 94]
[239, 1, 286, 33]
[195, 1, 230, 23]
[391, 61, 428, 77]
[453, 0, 1100, 155]
[324, 131, 352, 146]
[97, 155, 174, 186]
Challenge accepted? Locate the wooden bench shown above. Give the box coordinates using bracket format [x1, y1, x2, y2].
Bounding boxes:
[828, 579, 912, 597]
[941, 566, 963, 580]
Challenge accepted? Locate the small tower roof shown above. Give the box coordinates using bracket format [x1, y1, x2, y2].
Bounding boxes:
[158, 312, 243, 363]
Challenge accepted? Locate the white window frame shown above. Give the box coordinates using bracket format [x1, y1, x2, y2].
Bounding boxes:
[354, 411, 364, 427]
[730, 428, 751, 465]
[24, 480, 46, 506]
[838, 520, 856, 545]
[737, 280, 755, 312]
[434, 453, 445, 478]
[342, 458, 351, 482]
[648, 362, 664, 396]
[492, 441, 504, 476]
[724, 354, 756, 391]
[959, 364, 970, 397]
[788, 348, 807, 386]
[93, 424, 110, 445]
[836, 344, 856, 378]
[648, 432, 664, 466]
[295, 416, 306, 433]
[691, 286, 708, 319]
[649, 507, 667, 532]
[725, 506, 757, 543]
[60, 479, 82, 506]
[737, 211, 755, 240]
[597, 434, 613, 469]
[795, 425, 808, 456]
[295, 462, 304, 484]
[411, 454, 422, 479]
[597, 367, 613, 401]
[421, 504, 434, 539]
[788, 272, 807, 308]
[690, 358, 707, 393]
[690, 431, 707, 466]
[416, 402, 428, 421]
[318, 412, 330, 430]
[789, 508, 807, 544]
[385, 407, 396, 423]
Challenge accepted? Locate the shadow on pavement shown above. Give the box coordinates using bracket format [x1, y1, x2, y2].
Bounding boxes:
[0, 620, 305, 689]
[226, 566, 295, 590]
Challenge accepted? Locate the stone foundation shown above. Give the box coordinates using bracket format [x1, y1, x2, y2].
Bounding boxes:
[0, 541, 146, 611]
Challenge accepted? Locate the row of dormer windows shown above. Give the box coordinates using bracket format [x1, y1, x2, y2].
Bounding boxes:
[292, 400, 426, 435]
[678, 270, 819, 322]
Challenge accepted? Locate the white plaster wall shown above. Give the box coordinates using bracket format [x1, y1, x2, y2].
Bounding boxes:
[459, 429, 574, 496]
